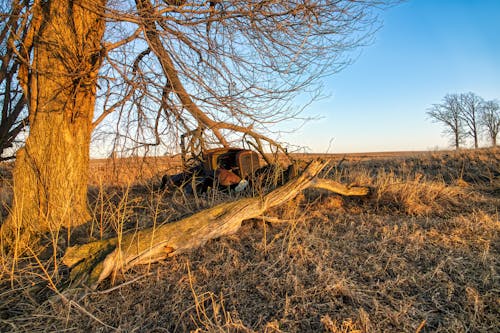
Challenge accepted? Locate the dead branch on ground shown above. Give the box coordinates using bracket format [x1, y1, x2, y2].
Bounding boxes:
[63, 160, 369, 289]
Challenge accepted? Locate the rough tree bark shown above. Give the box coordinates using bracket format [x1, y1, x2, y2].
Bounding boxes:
[0, 0, 106, 249]
[63, 160, 370, 289]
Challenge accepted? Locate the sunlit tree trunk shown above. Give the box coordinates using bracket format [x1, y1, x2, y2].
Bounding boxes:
[1, 0, 106, 250]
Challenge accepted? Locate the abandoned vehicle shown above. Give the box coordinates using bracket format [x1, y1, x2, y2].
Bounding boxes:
[160, 147, 260, 193]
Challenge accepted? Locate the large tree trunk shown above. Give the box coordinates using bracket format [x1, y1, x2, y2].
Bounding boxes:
[1, 0, 106, 250]
[63, 160, 370, 289]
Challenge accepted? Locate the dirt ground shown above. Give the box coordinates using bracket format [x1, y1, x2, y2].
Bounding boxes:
[0, 148, 499, 332]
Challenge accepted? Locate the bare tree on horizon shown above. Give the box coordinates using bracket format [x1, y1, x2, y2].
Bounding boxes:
[459, 92, 483, 149]
[480, 99, 500, 147]
[427, 94, 465, 150]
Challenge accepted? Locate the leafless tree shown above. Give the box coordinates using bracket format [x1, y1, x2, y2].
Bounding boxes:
[480, 100, 500, 147]
[1, 0, 107, 249]
[427, 94, 465, 150]
[1, 0, 395, 250]
[96, 0, 390, 157]
[459, 92, 483, 149]
[0, 2, 29, 160]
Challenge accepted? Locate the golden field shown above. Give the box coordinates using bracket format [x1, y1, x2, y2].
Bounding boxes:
[0, 148, 499, 332]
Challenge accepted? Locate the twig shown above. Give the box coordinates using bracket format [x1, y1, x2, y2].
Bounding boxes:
[415, 320, 426, 333]
[258, 216, 295, 224]
[96, 273, 151, 295]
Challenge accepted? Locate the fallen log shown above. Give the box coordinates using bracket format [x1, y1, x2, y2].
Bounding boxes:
[63, 160, 369, 289]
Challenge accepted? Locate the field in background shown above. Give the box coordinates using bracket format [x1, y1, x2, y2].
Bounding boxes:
[1, 149, 499, 332]
[85, 151, 434, 186]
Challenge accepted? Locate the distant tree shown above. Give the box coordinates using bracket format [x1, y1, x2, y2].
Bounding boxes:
[427, 94, 465, 150]
[480, 100, 500, 147]
[459, 92, 483, 149]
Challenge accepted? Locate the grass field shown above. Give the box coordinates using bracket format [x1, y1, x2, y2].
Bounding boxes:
[0, 149, 499, 332]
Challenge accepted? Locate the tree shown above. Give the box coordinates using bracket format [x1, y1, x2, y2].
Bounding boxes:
[1, 0, 393, 250]
[0, 1, 29, 160]
[427, 94, 465, 150]
[1, 0, 107, 249]
[459, 92, 483, 149]
[480, 100, 500, 147]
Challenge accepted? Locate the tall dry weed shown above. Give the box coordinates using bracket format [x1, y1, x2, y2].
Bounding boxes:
[372, 171, 469, 215]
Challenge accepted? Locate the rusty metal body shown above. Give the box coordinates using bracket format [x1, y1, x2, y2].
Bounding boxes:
[161, 130, 261, 193]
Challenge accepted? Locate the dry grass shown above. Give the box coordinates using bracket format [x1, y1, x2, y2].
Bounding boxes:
[0, 149, 499, 332]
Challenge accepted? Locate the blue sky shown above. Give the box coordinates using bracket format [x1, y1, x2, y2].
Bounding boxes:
[287, 0, 500, 153]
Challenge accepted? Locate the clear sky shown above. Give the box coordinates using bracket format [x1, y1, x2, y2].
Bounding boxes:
[286, 0, 500, 153]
